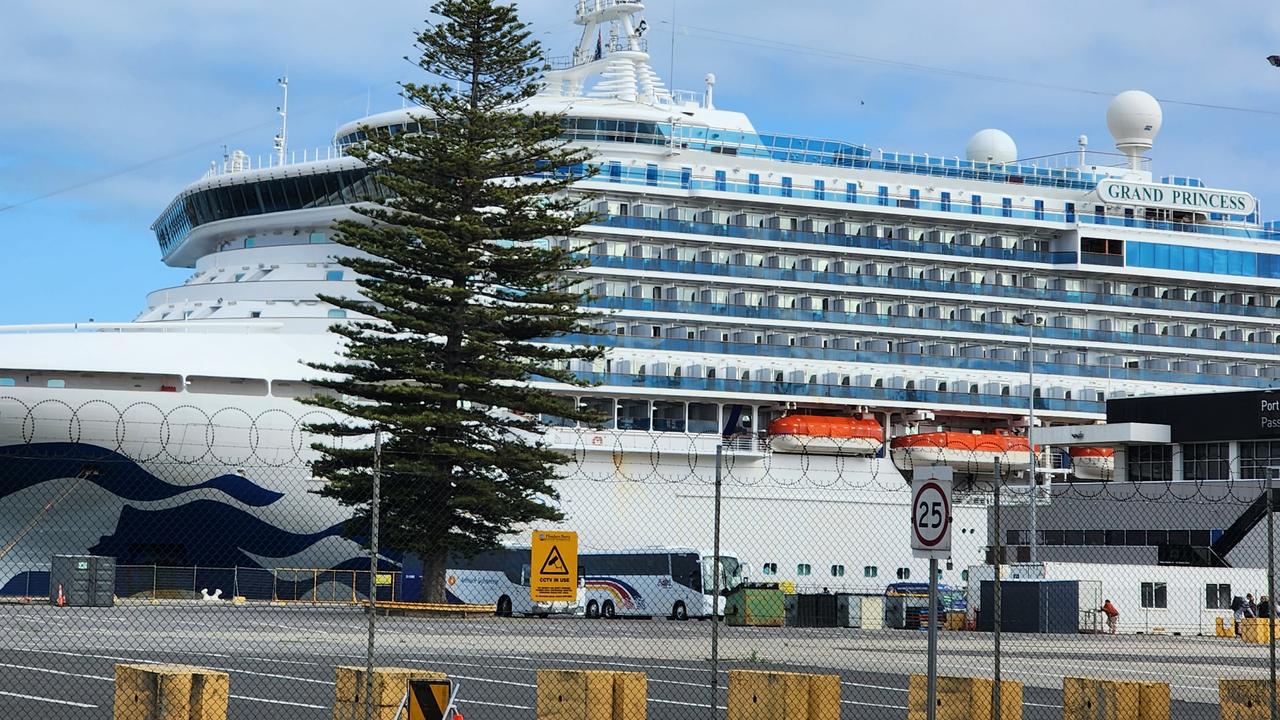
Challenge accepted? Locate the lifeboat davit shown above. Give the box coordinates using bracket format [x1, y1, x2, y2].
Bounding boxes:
[890, 430, 1040, 477]
[1069, 446, 1115, 481]
[767, 415, 883, 456]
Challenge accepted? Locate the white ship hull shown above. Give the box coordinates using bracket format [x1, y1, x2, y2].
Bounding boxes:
[0, 385, 985, 596]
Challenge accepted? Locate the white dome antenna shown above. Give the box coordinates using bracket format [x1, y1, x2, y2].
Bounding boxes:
[965, 129, 1017, 164]
[1106, 90, 1162, 170]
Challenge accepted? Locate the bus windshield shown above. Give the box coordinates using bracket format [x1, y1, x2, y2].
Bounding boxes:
[701, 555, 743, 592]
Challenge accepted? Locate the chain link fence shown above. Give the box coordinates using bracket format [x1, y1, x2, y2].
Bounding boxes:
[1, 399, 1278, 719]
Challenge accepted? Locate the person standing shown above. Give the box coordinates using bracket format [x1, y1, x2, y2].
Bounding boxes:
[1246, 593, 1258, 619]
[1258, 595, 1272, 620]
[1101, 599, 1120, 635]
[1232, 594, 1247, 635]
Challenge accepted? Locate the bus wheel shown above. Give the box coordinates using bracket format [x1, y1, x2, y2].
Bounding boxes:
[586, 600, 600, 619]
[496, 596, 512, 617]
[671, 602, 688, 621]
[602, 600, 616, 619]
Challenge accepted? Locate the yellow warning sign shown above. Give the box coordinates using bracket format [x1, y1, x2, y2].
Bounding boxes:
[530, 530, 578, 602]
[406, 678, 454, 720]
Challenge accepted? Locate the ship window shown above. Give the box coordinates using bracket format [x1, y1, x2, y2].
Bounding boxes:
[326, 270, 344, 281]
[233, 273, 245, 282]
[796, 563, 811, 576]
[761, 563, 777, 576]
[617, 399, 650, 430]
[244, 237, 255, 248]
[250, 311, 262, 318]
[0, 378, 13, 387]
[688, 403, 718, 433]
[1206, 584, 1232, 610]
[863, 566, 878, 578]
[309, 232, 326, 244]
[896, 567, 911, 580]
[579, 397, 615, 429]
[46, 379, 66, 388]
[652, 401, 686, 432]
[327, 309, 347, 318]
[1001, 197, 1012, 217]
[782, 177, 793, 198]
[830, 564, 845, 577]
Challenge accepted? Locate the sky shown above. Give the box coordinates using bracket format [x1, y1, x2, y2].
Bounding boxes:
[1, 1, 1279, 325]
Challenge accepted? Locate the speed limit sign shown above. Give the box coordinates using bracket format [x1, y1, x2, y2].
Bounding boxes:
[911, 467, 953, 558]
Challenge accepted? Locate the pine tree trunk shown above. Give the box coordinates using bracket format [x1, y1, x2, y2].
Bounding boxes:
[423, 549, 448, 604]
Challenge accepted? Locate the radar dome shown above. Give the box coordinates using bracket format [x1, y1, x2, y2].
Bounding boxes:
[1106, 90, 1162, 158]
[965, 129, 1017, 164]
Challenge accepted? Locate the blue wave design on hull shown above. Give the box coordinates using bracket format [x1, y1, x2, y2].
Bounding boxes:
[0, 442, 284, 507]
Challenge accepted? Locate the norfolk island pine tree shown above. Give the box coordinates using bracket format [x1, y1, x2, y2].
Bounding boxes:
[303, 0, 604, 604]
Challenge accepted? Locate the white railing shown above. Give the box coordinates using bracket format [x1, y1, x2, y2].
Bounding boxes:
[0, 321, 285, 335]
[202, 146, 348, 179]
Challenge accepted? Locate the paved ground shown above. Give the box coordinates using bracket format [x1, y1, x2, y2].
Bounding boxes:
[0, 603, 1272, 719]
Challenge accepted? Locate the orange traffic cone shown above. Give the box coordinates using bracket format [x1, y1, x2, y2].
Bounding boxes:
[56, 584, 66, 607]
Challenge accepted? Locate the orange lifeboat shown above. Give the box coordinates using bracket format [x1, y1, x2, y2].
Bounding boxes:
[890, 429, 1041, 476]
[1068, 446, 1115, 481]
[767, 415, 883, 456]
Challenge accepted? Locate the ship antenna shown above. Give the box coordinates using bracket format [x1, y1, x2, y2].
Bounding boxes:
[274, 76, 289, 166]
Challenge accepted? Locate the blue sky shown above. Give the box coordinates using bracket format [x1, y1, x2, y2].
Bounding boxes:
[2, 1, 1279, 324]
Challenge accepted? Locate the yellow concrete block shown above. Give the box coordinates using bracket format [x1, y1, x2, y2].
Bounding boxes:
[907, 674, 1021, 720]
[612, 672, 647, 720]
[1063, 677, 1168, 720]
[114, 664, 229, 720]
[536, 670, 617, 720]
[1240, 619, 1274, 645]
[806, 673, 841, 720]
[1219, 679, 1280, 720]
[727, 671, 810, 720]
[334, 666, 446, 707]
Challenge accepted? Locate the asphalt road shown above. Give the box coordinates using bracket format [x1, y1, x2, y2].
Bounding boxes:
[0, 603, 1267, 719]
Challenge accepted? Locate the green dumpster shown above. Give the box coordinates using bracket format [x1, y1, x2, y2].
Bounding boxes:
[724, 583, 785, 626]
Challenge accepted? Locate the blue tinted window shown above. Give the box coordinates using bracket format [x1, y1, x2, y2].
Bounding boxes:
[325, 270, 344, 281]
[814, 179, 825, 201]
[782, 177, 793, 198]
[1034, 199, 1044, 220]
[941, 191, 951, 212]
[645, 164, 658, 186]
[1002, 197, 1012, 218]
[971, 195, 981, 214]
[0, 378, 13, 387]
[878, 186, 889, 206]
[1065, 202, 1075, 222]
[608, 162, 621, 182]
[309, 232, 326, 244]
[680, 167, 692, 190]
[845, 183, 857, 203]
[245, 237, 255, 248]
[47, 379, 65, 388]
[327, 309, 347, 318]
[714, 170, 726, 192]
[748, 173, 760, 194]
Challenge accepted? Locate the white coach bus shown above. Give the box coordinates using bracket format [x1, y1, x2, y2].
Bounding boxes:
[580, 547, 744, 620]
[445, 547, 586, 617]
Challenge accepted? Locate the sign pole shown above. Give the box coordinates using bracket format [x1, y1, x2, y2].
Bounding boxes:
[926, 556, 939, 720]
[911, 466, 953, 720]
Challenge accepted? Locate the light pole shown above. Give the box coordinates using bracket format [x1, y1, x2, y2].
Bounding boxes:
[1013, 313, 1044, 563]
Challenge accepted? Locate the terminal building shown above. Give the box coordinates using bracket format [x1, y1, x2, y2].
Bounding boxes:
[994, 389, 1280, 569]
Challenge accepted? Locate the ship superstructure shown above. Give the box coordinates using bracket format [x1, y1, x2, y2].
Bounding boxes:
[3, 0, 1279, 596]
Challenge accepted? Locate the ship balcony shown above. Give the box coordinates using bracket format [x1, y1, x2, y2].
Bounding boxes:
[542, 426, 761, 457]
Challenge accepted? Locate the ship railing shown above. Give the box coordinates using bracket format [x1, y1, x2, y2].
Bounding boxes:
[201, 145, 349, 179]
[109, 565, 405, 605]
[0, 321, 285, 335]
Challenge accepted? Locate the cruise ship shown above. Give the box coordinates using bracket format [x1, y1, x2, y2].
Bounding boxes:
[3, 0, 1278, 598]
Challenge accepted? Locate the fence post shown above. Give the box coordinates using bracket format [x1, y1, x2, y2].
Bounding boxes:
[1267, 476, 1276, 720]
[151, 565, 157, 602]
[365, 428, 383, 720]
[993, 458, 1002, 720]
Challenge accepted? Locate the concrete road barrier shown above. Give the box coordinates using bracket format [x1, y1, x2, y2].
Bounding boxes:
[1062, 677, 1169, 720]
[113, 664, 229, 720]
[332, 666, 446, 720]
[536, 669, 647, 720]
[907, 674, 1022, 720]
[726, 669, 840, 720]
